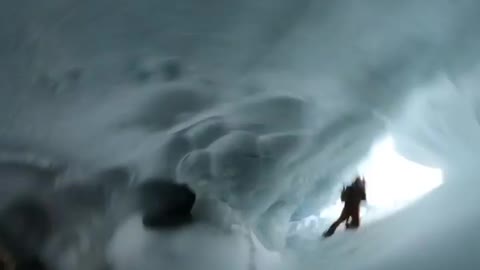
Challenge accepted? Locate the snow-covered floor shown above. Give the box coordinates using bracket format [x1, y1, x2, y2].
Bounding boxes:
[294, 170, 480, 270]
[1, 0, 480, 269]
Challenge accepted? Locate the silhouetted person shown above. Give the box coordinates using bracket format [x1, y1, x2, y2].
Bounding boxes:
[323, 176, 366, 238]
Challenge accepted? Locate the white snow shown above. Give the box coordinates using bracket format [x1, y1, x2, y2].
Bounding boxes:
[1, 0, 480, 269]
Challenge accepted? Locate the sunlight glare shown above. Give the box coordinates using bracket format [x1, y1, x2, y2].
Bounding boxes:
[319, 135, 443, 221]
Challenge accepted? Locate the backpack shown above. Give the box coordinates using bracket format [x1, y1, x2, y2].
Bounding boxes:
[340, 186, 350, 202]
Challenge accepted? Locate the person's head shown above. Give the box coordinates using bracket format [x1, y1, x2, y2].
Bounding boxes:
[353, 176, 365, 186]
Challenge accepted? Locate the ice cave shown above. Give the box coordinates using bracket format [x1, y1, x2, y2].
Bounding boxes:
[0, 0, 480, 270]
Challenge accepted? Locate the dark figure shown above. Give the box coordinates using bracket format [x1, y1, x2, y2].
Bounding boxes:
[323, 176, 366, 238]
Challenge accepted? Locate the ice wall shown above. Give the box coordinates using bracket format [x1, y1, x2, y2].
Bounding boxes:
[1, 0, 480, 269]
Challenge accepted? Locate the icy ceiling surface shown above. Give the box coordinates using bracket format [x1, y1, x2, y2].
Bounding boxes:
[1, 0, 480, 269]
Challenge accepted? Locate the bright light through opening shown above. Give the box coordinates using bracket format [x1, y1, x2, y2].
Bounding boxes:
[319, 135, 443, 222]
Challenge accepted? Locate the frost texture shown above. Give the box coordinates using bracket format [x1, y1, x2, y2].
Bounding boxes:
[1, 0, 480, 269]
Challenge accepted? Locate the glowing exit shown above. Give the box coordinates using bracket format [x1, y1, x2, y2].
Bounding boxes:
[320, 135, 443, 221]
